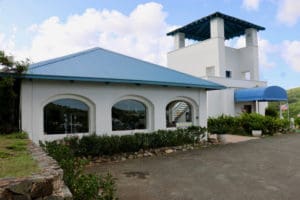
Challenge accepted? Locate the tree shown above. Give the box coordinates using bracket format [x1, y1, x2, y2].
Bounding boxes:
[0, 50, 30, 133]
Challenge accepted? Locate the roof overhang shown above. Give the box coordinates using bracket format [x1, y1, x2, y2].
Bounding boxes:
[0, 72, 226, 90]
[234, 86, 287, 102]
[167, 12, 265, 41]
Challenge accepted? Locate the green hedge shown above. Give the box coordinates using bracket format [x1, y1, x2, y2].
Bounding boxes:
[64, 126, 206, 157]
[208, 113, 290, 136]
[40, 141, 117, 200]
[207, 115, 236, 135]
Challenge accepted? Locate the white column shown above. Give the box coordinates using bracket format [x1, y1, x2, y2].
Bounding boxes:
[255, 100, 259, 113]
[245, 28, 258, 47]
[21, 80, 34, 140]
[210, 17, 225, 38]
[153, 102, 166, 130]
[210, 17, 225, 77]
[199, 90, 208, 140]
[174, 32, 185, 49]
[245, 28, 259, 80]
[199, 90, 207, 127]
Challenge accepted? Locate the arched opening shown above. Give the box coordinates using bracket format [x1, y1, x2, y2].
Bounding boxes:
[166, 100, 192, 128]
[112, 99, 147, 131]
[44, 98, 89, 134]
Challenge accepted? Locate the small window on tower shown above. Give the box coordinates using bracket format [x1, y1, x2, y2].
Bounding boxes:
[225, 70, 232, 78]
[243, 71, 251, 80]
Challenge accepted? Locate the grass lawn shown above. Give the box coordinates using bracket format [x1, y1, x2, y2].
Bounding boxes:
[0, 133, 40, 178]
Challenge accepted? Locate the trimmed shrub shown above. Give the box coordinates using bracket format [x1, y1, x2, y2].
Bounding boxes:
[119, 134, 139, 153]
[228, 117, 248, 136]
[208, 115, 235, 135]
[239, 113, 288, 135]
[265, 107, 278, 117]
[276, 118, 290, 134]
[40, 141, 117, 200]
[239, 113, 265, 135]
[61, 127, 206, 158]
[208, 113, 290, 136]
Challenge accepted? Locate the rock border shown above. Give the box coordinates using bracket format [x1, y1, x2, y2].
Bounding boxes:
[90, 139, 219, 164]
[0, 141, 72, 200]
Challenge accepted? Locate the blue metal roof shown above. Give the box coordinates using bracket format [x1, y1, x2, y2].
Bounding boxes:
[167, 12, 265, 41]
[234, 86, 287, 102]
[25, 47, 225, 90]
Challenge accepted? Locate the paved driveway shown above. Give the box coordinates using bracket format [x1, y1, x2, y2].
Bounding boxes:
[86, 134, 300, 200]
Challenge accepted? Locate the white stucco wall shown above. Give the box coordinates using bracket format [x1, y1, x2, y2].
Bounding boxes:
[167, 38, 223, 77]
[224, 46, 259, 81]
[21, 79, 208, 143]
[168, 42, 259, 82]
[207, 88, 235, 117]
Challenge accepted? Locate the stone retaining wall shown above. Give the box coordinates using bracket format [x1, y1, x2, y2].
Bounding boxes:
[0, 141, 72, 200]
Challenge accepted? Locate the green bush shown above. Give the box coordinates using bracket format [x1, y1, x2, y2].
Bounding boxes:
[276, 118, 290, 134]
[295, 117, 300, 127]
[239, 113, 265, 134]
[208, 115, 235, 135]
[208, 113, 290, 136]
[40, 141, 117, 200]
[228, 117, 248, 135]
[119, 134, 140, 153]
[61, 127, 206, 158]
[265, 107, 278, 117]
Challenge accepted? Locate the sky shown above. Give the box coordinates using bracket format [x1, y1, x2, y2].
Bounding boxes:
[0, 0, 299, 89]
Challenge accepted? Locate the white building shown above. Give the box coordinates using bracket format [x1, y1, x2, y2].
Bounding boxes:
[19, 48, 224, 143]
[166, 12, 287, 117]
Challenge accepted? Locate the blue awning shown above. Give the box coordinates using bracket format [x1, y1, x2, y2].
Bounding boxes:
[234, 86, 287, 102]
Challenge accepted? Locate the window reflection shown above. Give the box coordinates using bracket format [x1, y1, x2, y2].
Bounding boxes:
[112, 99, 146, 131]
[44, 98, 89, 134]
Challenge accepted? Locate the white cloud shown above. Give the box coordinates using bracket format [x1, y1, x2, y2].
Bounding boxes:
[242, 0, 261, 10]
[14, 2, 175, 66]
[258, 38, 277, 68]
[281, 40, 300, 71]
[277, 0, 300, 26]
[0, 27, 17, 53]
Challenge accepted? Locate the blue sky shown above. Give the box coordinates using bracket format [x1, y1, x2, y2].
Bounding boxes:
[0, 0, 299, 89]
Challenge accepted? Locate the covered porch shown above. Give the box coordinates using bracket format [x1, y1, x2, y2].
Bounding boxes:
[234, 86, 288, 114]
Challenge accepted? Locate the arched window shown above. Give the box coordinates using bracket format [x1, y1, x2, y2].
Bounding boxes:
[44, 98, 89, 134]
[166, 100, 192, 128]
[112, 99, 146, 131]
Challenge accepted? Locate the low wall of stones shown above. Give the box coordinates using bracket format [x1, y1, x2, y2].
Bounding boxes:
[0, 141, 72, 200]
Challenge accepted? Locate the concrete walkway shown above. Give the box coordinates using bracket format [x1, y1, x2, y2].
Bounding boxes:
[210, 134, 258, 143]
[86, 134, 300, 200]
